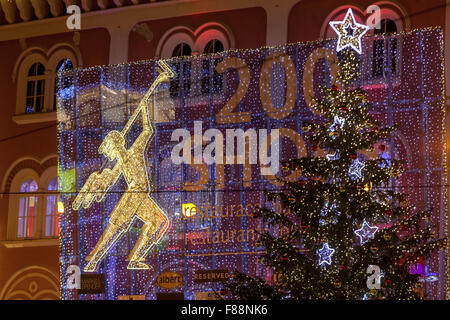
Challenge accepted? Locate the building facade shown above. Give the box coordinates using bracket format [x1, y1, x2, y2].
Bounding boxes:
[0, 0, 449, 300]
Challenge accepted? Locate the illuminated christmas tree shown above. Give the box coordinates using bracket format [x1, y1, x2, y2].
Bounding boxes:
[227, 42, 446, 300]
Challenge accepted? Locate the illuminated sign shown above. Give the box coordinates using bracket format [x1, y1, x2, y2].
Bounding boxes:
[182, 203, 197, 217]
[194, 270, 230, 283]
[78, 274, 105, 294]
[156, 271, 184, 289]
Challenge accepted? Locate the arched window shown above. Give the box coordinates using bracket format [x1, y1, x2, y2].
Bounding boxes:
[25, 63, 46, 114]
[170, 43, 192, 98]
[53, 59, 73, 111]
[172, 43, 192, 57]
[203, 39, 224, 54]
[202, 39, 224, 95]
[17, 179, 38, 238]
[374, 18, 398, 34]
[44, 177, 59, 237]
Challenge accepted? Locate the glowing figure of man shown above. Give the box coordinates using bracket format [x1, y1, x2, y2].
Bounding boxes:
[72, 61, 175, 272]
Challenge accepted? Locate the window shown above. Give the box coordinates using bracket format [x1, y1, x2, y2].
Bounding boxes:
[44, 177, 60, 237]
[172, 43, 192, 57]
[53, 59, 73, 111]
[17, 180, 38, 238]
[25, 63, 46, 114]
[170, 43, 192, 97]
[204, 39, 224, 54]
[372, 19, 399, 79]
[201, 40, 224, 95]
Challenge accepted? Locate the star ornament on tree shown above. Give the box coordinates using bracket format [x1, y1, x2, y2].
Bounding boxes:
[355, 220, 379, 244]
[348, 158, 365, 180]
[318, 242, 335, 266]
[329, 8, 370, 54]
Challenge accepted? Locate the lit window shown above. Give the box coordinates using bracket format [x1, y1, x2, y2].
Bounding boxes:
[372, 19, 398, 78]
[53, 59, 73, 111]
[170, 43, 192, 97]
[25, 63, 46, 114]
[45, 177, 60, 237]
[17, 179, 38, 238]
[202, 40, 224, 95]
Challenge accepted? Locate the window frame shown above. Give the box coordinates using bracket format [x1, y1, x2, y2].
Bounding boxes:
[12, 46, 80, 125]
[14, 52, 48, 116]
[17, 179, 39, 239]
[6, 166, 59, 242]
[47, 48, 78, 112]
[43, 177, 60, 238]
[25, 63, 47, 114]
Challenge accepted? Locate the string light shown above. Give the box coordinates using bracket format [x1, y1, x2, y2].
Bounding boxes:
[71, 61, 174, 272]
[57, 27, 446, 300]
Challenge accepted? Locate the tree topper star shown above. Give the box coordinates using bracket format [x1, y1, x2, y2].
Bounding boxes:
[329, 8, 370, 54]
[355, 220, 378, 244]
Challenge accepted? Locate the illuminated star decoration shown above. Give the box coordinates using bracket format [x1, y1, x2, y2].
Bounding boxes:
[326, 150, 340, 161]
[355, 220, 378, 244]
[329, 116, 345, 139]
[317, 242, 335, 266]
[348, 158, 365, 180]
[329, 8, 370, 54]
[319, 202, 340, 225]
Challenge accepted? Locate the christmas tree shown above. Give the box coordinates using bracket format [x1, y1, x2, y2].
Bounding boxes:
[227, 46, 446, 300]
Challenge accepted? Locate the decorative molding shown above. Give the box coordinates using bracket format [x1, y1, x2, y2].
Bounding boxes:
[2, 155, 58, 194]
[1, 238, 59, 248]
[31, 0, 49, 20]
[81, 0, 95, 12]
[97, 0, 111, 10]
[132, 22, 153, 43]
[156, 22, 235, 58]
[16, 0, 35, 22]
[48, 0, 64, 17]
[0, 265, 59, 300]
[12, 111, 57, 125]
[1, 0, 17, 24]
[113, 0, 126, 7]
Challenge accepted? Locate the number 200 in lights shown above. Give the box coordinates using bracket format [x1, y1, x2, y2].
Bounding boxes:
[170, 49, 346, 191]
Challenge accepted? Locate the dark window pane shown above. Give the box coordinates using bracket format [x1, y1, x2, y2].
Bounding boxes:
[36, 80, 44, 95]
[56, 60, 65, 72]
[56, 58, 73, 72]
[204, 40, 224, 54]
[35, 96, 43, 112]
[26, 81, 35, 97]
[28, 63, 37, 76]
[36, 63, 45, 75]
[374, 19, 397, 35]
[63, 75, 73, 89]
[172, 43, 192, 57]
